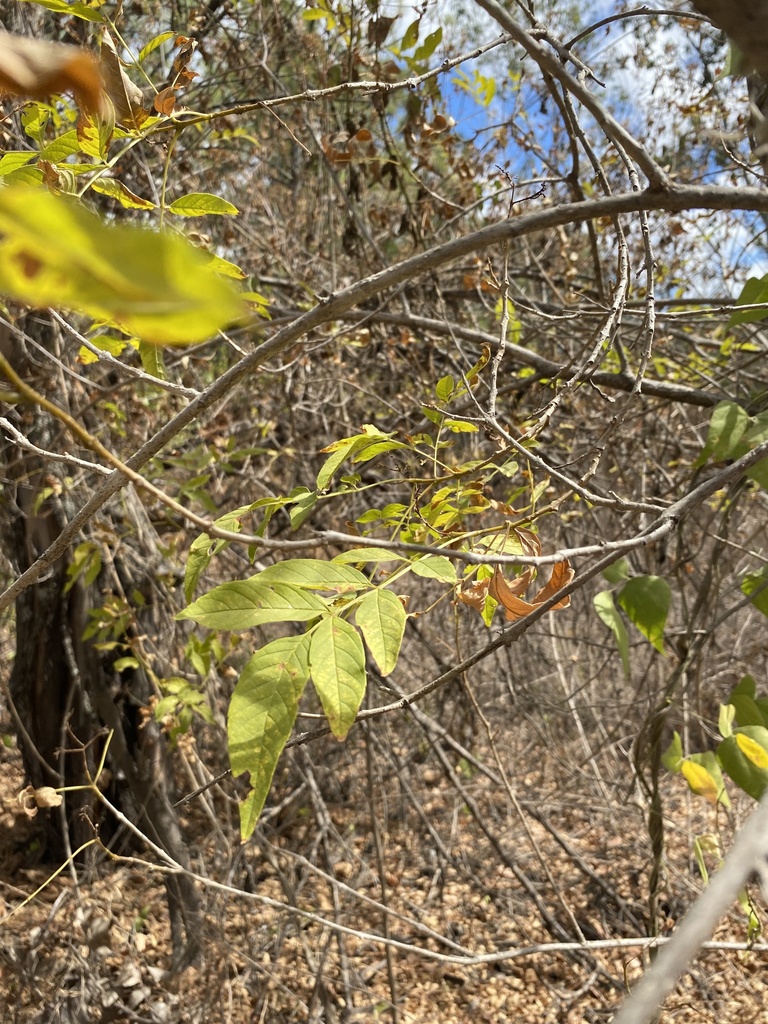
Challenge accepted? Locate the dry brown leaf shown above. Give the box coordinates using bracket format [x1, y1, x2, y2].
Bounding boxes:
[489, 498, 522, 516]
[488, 567, 536, 621]
[457, 577, 490, 611]
[532, 559, 574, 609]
[153, 86, 176, 115]
[0, 31, 105, 115]
[514, 526, 542, 558]
[99, 30, 145, 125]
[172, 35, 197, 75]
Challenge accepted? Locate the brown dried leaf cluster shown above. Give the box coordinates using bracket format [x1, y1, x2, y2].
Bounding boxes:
[457, 528, 574, 622]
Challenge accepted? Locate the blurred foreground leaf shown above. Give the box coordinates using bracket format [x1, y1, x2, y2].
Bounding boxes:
[0, 187, 245, 343]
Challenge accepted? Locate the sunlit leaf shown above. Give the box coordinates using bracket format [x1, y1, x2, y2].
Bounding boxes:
[310, 616, 366, 739]
[409, 555, 457, 583]
[177, 579, 326, 630]
[17, 0, 104, 22]
[355, 589, 406, 676]
[89, 177, 156, 209]
[0, 186, 245, 344]
[681, 759, 720, 804]
[253, 559, 368, 593]
[137, 30, 176, 64]
[736, 732, 768, 770]
[168, 193, 239, 217]
[332, 547, 407, 565]
[229, 634, 310, 839]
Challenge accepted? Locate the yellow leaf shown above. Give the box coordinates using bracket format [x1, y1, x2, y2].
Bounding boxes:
[681, 760, 720, 804]
[736, 732, 768, 769]
[0, 187, 245, 345]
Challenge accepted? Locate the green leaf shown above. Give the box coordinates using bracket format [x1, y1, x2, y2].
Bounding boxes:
[352, 439, 410, 463]
[137, 30, 176, 63]
[229, 634, 310, 839]
[730, 694, 768, 728]
[177, 580, 326, 630]
[332, 547, 407, 565]
[254, 559, 369, 593]
[184, 534, 216, 604]
[436, 375, 455, 402]
[743, 410, 768, 446]
[183, 503, 262, 602]
[0, 153, 35, 176]
[310, 617, 366, 739]
[355, 589, 406, 676]
[662, 731, 683, 771]
[716, 40, 745, 79]
[731, 675, 757, 700]
[89, 178, 156, 210]
[694, 401, 749, 467]
[718, 728, 768, 800]
[602, 558, 630, 584]
[413, 26, 442, 63]
[400, 17, 421, 51]
[17, 0, 105, 22]
[746, 457, 768, 490]
[728, 275, 768, 327]
[719, 702, 736, 739]
[409, 555, 457, 583]
[3, 166, 44, 187]
[0, 186, 245, 344]
[137, 339, 166, 379]
[593, 590, 630, 678]
[442, 419, 478, 434]
[38, 131, 81, 163]
[288, 489, 317, 529]
[205, 253, 247, 279]
[617, 575, 670, 655]
[742, 568, 768, 617]
[168, 193, 239, 217]
[317, 440, 357, 491]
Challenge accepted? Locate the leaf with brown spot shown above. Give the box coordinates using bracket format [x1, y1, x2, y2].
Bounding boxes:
[0, 31, 105, 115]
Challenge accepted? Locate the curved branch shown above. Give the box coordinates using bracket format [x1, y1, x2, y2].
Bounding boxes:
[471, 0, 671, 188]
[2, 182, 768, 612]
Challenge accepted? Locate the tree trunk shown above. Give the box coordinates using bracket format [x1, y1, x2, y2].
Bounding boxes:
[0, 311, 200, 967]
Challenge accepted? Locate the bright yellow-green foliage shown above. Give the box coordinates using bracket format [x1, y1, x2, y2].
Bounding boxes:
[0, 186, 245, 343]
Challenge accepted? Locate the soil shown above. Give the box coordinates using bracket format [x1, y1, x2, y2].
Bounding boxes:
[2, 706, 767, 1024]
